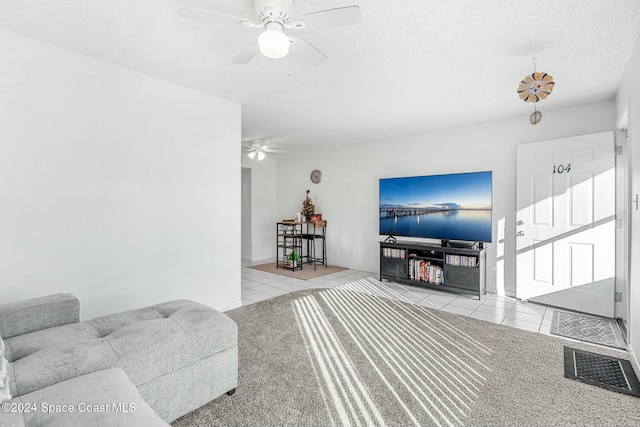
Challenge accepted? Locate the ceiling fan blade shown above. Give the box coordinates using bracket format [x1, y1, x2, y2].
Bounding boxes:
[232, 42, 259, 64]
[263, 149, 287, 153]
[178, 7, 257, 27]
[261, 144, 285, 152]
[291, 6, 361, 31]
[290, 37, 327, 65]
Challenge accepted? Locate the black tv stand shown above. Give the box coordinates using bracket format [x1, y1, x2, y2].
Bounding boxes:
[380, 240, 486, 299]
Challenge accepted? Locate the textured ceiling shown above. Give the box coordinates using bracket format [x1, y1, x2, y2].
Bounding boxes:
[1, 0, 640, 152]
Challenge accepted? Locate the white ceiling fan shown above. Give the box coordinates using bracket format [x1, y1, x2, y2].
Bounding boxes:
[178, 0, 361, 65]
[243, 139, 286, 160]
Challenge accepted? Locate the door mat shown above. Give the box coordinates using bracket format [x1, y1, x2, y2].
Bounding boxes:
[564, 346, 640, 397]
[550, 311, 626, 350]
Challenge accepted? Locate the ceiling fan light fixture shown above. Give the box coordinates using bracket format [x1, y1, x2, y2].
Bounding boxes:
[258, 25, 290, 59]
[179, 4, 361, 66]
[248, 148, 266, 161]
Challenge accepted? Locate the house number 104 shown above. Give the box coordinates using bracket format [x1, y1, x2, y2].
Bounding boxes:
[553, 164, 571, 174]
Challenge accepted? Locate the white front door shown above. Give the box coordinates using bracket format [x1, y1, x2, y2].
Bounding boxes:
[516, 132, 616, 317]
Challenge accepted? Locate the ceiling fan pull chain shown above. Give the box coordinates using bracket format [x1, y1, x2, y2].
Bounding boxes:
[288, 54, 293, 76]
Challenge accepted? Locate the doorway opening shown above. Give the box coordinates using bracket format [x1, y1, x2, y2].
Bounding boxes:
[241, 167, 252, 261]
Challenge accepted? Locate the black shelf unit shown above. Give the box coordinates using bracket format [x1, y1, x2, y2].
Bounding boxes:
[380, 241, 486, 299]
[277, 222, 303, 271]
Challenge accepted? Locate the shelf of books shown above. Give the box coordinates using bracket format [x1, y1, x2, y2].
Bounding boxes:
[408, 258, 444, 285]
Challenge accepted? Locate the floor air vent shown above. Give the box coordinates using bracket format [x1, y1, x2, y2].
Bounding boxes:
[564, 347, 640, 397]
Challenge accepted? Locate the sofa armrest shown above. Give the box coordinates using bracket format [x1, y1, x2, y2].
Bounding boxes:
[0, 294, 79, 339]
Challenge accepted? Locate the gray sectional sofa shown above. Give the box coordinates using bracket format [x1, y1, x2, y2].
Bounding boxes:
[0, 294, 238, 426]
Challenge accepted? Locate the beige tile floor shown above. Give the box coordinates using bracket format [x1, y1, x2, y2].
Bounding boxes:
[241, 259, 559, 336]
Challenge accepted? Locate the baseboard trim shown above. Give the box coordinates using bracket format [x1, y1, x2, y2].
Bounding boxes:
[218, 300, 242, 312]
[629, 342, 640, 380]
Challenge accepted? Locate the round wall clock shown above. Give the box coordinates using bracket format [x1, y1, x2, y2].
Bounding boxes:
[310, 169, 322, 184]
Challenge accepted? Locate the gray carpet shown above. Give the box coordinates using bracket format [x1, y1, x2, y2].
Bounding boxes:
[173, 278, 640, 427]
[550, 310, 626, 350]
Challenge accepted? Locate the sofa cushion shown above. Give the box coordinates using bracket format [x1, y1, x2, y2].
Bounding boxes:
[4, 322, 99, 362]
[87, 307, 165, 337]
[0, 334, 11, 403]
[0, 294, 79, 340]
[153, 300, 237, 364]
[105, 319, 185, 386]
[16, 368, 168, 427]
[103, 300, 237, 387]
[11, 340, 117, 396]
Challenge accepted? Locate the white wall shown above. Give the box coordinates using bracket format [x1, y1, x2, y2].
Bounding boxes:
[241, 156, 277, 261]
[0, 30, 242, 319]
[616, 33, 640, 373]
[275, 100, 616, 296]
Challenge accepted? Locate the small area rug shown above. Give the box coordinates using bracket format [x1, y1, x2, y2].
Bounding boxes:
[564, 346, 640, 397]
[550, 310, 626, 350]
[249, 262, 347, 280]
[172, 277, 639, 427]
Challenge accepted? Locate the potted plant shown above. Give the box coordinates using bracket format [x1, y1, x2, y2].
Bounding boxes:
[288, 251, 301, 267]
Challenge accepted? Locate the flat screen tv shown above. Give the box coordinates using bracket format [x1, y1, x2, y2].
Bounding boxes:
[379, 171, 492, 242]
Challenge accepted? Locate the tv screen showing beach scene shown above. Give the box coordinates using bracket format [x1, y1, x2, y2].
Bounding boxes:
[379, 171, 492, 242]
